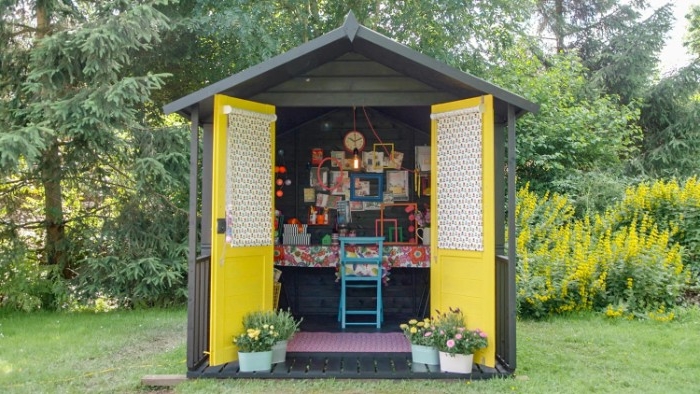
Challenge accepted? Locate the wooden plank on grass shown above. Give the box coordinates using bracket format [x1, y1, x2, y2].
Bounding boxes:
[141, 374, 187, 386]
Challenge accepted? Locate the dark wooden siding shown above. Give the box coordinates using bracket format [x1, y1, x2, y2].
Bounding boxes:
[252, 53, 456, 106]
[276, 266, 429, 321]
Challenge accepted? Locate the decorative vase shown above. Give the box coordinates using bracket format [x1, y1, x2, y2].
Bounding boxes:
[438, 351, 473, 374]
[271, 340, 288, 364]
[238, 350, 273, 372]
[411, 344, 440, 366]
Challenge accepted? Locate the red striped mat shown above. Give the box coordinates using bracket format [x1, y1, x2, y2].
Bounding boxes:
[287, 332, 410, 353]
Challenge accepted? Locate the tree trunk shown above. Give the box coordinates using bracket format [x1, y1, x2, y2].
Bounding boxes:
[555, 0, 565, 53]
[42, 140, 71, 277]
[37, 1, 71, 279]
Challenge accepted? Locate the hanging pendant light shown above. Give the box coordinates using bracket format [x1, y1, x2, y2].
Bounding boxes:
[352, 148, 361, 170]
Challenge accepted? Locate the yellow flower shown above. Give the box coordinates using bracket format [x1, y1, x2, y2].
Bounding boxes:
[400, 324, 408, 330]
[408, 319, 418, 325]
[409, 327, 417, 334]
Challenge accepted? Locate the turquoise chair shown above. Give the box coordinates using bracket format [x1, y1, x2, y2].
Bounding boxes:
[337, 236, 384, 329]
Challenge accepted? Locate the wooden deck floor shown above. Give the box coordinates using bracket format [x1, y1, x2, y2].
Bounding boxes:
[187, 352, 511, 380]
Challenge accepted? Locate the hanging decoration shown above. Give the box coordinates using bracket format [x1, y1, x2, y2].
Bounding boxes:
[275, 149, 292, 198]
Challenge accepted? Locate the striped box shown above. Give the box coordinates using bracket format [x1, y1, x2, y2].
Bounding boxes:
[283, 233, 311, 245]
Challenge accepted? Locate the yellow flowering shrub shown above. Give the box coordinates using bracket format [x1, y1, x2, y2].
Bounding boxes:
[515, 181, 692, 320]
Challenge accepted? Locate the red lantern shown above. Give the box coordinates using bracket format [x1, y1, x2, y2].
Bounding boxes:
[278, 166, 287, 174]
[276, 178, 284, 186]
[275, 190, 284, 197]
[274, 166, 280, 173]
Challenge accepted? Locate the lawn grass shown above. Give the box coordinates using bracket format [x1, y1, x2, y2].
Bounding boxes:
[0, 308, 186, 393]
[1, 307, 699, 393]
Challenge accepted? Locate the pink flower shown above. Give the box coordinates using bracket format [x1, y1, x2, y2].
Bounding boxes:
[457, 327, 465, 332]
[480, 331, 487, 338]
[424, 331, 433, 337]
[446, 339, 455, 348]
[455, 333, 463, 340]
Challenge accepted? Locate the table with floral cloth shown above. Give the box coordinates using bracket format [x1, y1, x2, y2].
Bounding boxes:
[273, 244, 431, 268]
[274, 244, 430, 285]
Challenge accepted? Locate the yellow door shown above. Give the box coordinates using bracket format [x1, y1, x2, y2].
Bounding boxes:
[430, 95, 496, 367]
[209, 94, 276, 366]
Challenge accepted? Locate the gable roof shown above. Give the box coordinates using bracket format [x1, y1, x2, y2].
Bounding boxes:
[163, 12, 538, 123]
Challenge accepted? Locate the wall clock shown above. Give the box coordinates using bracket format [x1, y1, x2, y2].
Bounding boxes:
[343, 130, 366, 152]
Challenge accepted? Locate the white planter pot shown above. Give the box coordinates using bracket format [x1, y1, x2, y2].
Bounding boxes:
[271, 340, 288, 364]
[438, 351, 473, 374]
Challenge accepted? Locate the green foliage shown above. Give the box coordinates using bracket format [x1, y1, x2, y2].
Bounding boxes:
[234, 318, 279, 352]
[516, 184, 689, 320]
[242, 308, 302, 341]
[399, 317, 437, 346]
[189, 0, 531, 78]
[608, 177, 700, 281]
[432, 308, 488, 355]
[635, 61, 700, 179]
[492, 48, 642, 194]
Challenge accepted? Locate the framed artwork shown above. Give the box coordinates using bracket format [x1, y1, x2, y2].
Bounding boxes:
[330, 170, 349, 195]
[303, 188, 316, 203]
[330, 151, 345, 168]
[350, 172, 384, 202]
[362, 151, 383, 173]
[315, 193, 329, 208]
[311, 148, 324, 165]
[415, 146, 431, 172]
[389, 151, 404, 169]
[327, 195, 342, 209]
[310, 168, 328, 190]
[336, 200, 351, 224]
[363, 201, 382, 210]
[349, 201, 364, 211]
[386, 170, 409, 201]
[373, 143, 394, 169]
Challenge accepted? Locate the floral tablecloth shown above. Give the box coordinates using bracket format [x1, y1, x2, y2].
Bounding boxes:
[274, 245, 430, 268]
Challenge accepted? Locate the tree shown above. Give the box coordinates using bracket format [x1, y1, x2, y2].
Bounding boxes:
[533, 0, 672, 104]
[0, 0, 174, 308]
[491, 45, 642, 203]
[633, 5, 700, 178]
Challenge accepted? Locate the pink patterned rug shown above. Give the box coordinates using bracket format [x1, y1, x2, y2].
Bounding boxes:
[287, 332, 411, 353]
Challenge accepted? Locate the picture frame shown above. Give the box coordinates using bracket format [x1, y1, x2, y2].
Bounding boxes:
[415, 145, 431, 172]
[330, 170, 349, 195]
[310, 168, 328, 190]
[303, 187, 316, 203]
[386, 170, 409, 201]
[373, 143, 394, 169]
[349, 201, 364, 211]
[349, 172, 384, 202]
[389, 151, 404, 169]
[311, 148, 324, 165]
[336, 200, 351, 224]
[330, 151, 345, 168]
[362, 151, 383, 173]
[363, 201, 382, 210]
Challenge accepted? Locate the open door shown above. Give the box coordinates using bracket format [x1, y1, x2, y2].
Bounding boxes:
[209, 94, 276, 366]
[430, 95, 496, 367]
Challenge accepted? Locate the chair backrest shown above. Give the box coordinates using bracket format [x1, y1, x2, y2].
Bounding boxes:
[338, 236, 384, 280]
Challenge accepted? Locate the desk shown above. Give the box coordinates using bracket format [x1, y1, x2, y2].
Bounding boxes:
[274, 245, 431, 268]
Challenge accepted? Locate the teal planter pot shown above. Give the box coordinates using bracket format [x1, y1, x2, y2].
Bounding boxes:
[238, 350, 273, 372]
[411, 344, 440, 367]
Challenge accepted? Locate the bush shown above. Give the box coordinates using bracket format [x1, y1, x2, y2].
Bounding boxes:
[516, 184, 689, 320]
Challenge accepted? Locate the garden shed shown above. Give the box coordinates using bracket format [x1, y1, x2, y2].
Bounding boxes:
[164, 11, 538, 378]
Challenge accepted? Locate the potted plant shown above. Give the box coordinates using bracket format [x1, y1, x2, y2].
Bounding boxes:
[233, 323, 278, 372]
[400, 317, 439, 369]
[434, 308, 488, 374]
[243, 309, 302, 364]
